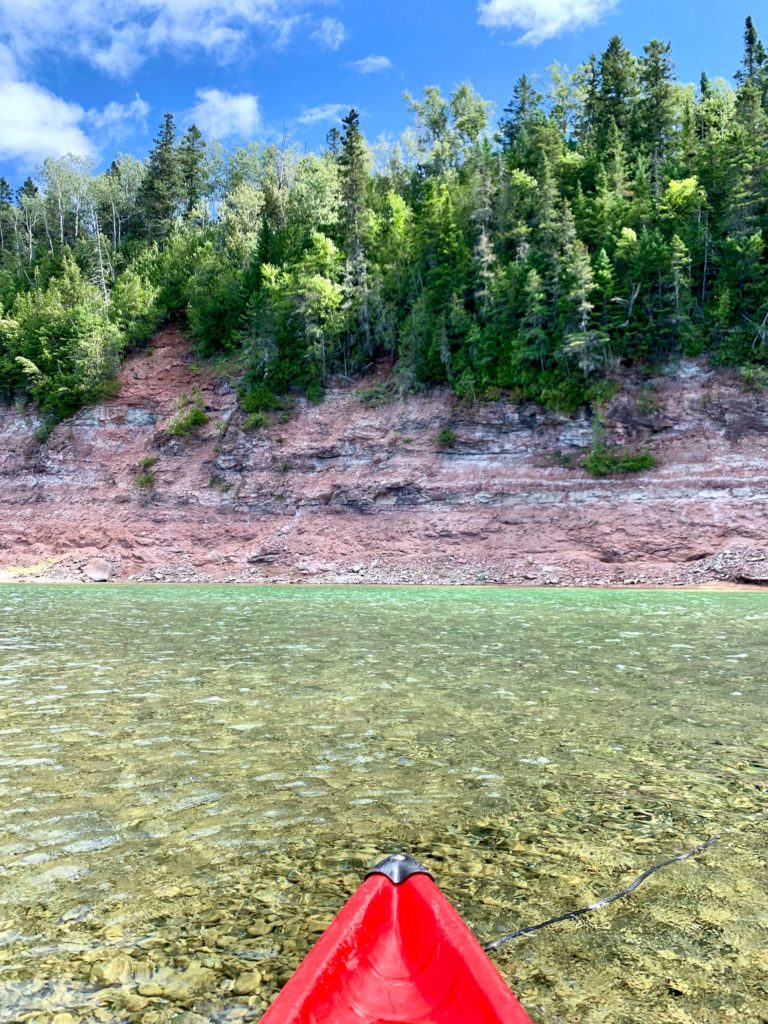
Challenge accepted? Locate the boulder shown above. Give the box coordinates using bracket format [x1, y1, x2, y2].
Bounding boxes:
[83, 558, 111, 582]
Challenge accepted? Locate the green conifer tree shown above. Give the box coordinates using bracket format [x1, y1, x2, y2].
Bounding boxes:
[177, 125, 209, 216]
[138, 113, 181, 240]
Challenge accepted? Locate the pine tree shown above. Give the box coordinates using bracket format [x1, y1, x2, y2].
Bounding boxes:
[596, 36, 640, 147]
[177, 125, 209, 216]
[15, 178, 42, 265]
[520, 268, 549, 370]
[575, 54, 600, 150]
[339, 111, 367, 256]
[0, 177, 11, 253]
[591, 248, 615, 322]
[499, 75, 543, 170]
[637, 40, 676, 195]
[138, 113, 181, 240]
[736, 16, 767, 86]
[736, 17, 768, 109]
[325, 127, 341, 157]
[17, 178, 39, 203]
[338, 109, 372, 355]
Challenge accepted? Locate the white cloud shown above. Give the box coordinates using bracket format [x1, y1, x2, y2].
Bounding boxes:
[348, 54, 392, 75]
[88, 95, 150, 134]
[0, 1, 316, 77]
[271, 14, 302, 51]
[190, 88, 261, 140]
[0, 41, 148, 169]
[0, 79, 95, 165]
[478, 0, 619, 44]
[88, 25, 148, 77]
[0, 41, 16, 79]
[298, 102, 349, 124]
[311, 17, 346, 51]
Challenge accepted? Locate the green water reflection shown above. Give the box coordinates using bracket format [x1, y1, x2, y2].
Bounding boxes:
[0, 585, 766, 1023]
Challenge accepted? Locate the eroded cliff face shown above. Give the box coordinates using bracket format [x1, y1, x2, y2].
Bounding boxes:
[1, 327, 767, 585]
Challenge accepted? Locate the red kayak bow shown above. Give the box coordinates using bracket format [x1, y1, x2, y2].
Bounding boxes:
[261, 854, 533, 1023]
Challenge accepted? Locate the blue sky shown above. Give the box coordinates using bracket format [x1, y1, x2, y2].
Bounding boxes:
[0, 1, 756, 182]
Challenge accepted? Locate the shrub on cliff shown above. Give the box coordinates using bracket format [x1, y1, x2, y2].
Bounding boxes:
[584, 446, 657, 478]
[167, 390, 207, 436]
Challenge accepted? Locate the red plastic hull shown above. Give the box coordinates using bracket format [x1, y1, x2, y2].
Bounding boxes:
[261, 870, 533, 1023]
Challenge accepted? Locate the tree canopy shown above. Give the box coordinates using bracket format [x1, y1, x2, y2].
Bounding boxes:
[2, 20, 768, 425]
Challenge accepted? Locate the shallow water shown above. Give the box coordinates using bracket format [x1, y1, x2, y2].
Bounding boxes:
[0, 585, 766, 1024]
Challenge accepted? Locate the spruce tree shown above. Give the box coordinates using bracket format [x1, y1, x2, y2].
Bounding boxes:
[638, 40, 676, 194]
[0, 177, 11, 252]
[17, 178, 39, 202]
[325, 127, 341, 157]
[498, 75, 543, 160]
[138, 113, 180, 240]
[339, 109, 371, 355]
[596, 36, 640, 147]
[339, 110, 367, 254]
[736, 16, 766, 86]
[177, 124, 209, 216]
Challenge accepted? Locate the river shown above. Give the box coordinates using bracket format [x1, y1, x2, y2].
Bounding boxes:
[0, 585, 766, 1023]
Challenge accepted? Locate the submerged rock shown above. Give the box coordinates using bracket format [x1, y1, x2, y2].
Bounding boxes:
[232, 970, 262, 995]
[155, 964, 216, 1002]
[91, 953, 133, 984]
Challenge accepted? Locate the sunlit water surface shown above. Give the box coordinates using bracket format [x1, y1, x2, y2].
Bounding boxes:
[0, 585, 766, 1024]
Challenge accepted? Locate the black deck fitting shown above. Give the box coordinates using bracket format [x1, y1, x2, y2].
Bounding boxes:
[365, 854, 434, 885]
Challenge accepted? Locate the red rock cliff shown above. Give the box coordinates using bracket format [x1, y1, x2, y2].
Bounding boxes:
[1, 327, 767, 586]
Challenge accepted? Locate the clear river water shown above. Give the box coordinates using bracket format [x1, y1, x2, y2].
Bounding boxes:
[0, 585, 766, 1024]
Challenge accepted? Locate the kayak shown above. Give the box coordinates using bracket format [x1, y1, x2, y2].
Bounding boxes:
[261, 853, 533, 1023]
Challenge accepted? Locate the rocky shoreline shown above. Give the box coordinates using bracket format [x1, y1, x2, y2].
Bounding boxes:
[3, 545, 768, 590]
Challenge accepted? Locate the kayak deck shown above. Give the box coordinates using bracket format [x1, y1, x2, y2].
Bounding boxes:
[261, 855, 533, 1023]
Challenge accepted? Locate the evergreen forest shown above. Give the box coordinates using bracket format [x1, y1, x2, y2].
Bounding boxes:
[3, 18, 768, 426]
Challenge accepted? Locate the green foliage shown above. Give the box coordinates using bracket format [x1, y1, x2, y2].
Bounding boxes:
[740, 364, 768, 389]
[150, 229, 205, 313]
[584, 445, 657, 477]
[454, 368, 477, 403]
[186, 244, 245, 355]
[177, 125, 209, 215]
[109, 264, 163, 346]
[357, 380, 397, 407]
[585, 378, 620, 408]
[636, 385, 661, 413]
[2, 255, 123, 420]
[436, 427, 457, 449]
[133, 469, 156, 489]
[134, 454, 158, 488]
[240, 384, 282, 414]
[138, 113, 181, 240]
[243, 411, 267, 430]
[167, 391, 207, 436]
